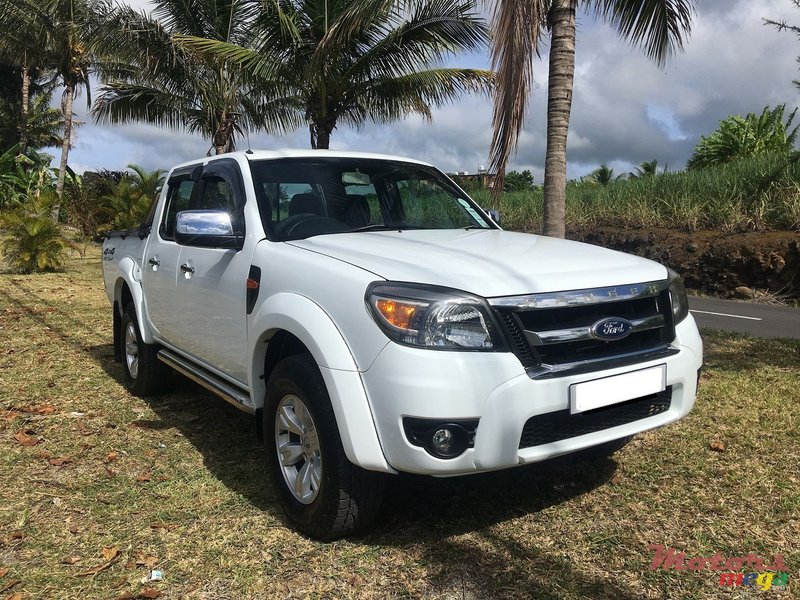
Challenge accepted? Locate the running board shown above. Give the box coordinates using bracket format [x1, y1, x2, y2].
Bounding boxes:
[157, 349, 254, 414]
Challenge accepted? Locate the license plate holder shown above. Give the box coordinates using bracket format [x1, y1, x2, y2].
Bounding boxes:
[569, 364, 667, 414]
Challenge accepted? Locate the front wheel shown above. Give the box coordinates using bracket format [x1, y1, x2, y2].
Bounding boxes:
[264, 354, 384, 540]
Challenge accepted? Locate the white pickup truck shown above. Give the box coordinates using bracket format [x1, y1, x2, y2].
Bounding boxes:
[102, 150, 703, 539]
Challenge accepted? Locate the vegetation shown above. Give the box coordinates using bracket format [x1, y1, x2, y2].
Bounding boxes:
[488, 0, 695, 237]
[687, 105, 799, 170]
[0, 256, 797, 597]
[0, 199, 71, 273]
[504, 169, 535, 191]
[585, 163, 622, 186]
[472, 153, 800, 232]
[177, 0, 492, 149]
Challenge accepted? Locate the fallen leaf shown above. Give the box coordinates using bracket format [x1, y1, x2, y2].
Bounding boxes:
[134, 554, 158, 569]
[105, 467, 117, 478]
[68, 525, 79, 535]
[136, 473, 152, 483]
[14, 430, 39, 447]
[34, 404, 56, 414]
[0, 579, 20, 593]
[76, 420, 92, 436]
[0, 568, 7, 577]
[6, 593, 24, 600]
[611, 474, 623, 485]
[710, 439, 725, 452]
[1, 411, 22, 421]
[8, 531, 23, 541]
[139, 588, 162, 599]
[48, 456, 72, 466]
[115, 593, 136, 600]
[62, 556, 81, 565]
[75, 547, 121, 577]
[102, 547, 121, 562]
[149, 523, 177, 531]
[106, 452, 118, 463]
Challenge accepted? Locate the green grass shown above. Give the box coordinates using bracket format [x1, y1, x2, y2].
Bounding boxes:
[0, 249, 798, 599]
[472, 154, 800, 232]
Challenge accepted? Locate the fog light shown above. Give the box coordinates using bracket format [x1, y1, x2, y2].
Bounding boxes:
[431, 428, 454, 453]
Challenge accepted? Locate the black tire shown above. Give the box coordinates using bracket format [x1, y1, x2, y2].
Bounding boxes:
[120, 303, 172, 397]
[264, 354, 385, 540]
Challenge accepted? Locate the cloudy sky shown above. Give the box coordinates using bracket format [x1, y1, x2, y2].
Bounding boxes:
[61, 0, 800, 181]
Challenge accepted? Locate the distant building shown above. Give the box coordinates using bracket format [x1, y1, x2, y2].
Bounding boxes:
[448, 166, 497, 190]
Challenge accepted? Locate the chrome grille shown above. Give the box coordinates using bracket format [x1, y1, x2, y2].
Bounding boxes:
[489, 281, 676, 378]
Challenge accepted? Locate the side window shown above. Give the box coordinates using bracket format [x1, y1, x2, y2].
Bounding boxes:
[160, 179, 194, 240]
[194, 176, 236, 212]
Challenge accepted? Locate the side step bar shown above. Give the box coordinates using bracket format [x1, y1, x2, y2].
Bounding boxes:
[157, 349, 255, 415]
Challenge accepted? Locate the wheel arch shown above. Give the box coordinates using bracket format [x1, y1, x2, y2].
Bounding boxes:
[249, 293, 393, 473]
[112, 257, 154, 344]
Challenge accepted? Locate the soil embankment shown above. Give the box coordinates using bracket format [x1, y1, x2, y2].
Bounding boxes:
[570, 228, 800, 300]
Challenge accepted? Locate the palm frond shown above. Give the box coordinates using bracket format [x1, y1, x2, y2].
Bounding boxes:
[593, 0, 694, 65]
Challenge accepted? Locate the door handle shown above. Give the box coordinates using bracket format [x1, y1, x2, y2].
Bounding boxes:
[148, 257, 160, 267]
[180, 263, 195, 274]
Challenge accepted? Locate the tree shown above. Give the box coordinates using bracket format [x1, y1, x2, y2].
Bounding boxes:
[504, 169, 535, 191]
[585, 162, 622, 185]
[631, 159, 659, 177]
[687, 105, 799, 170]
[93, 0, 277, 155]
[0, 0, 104, 220]
[177, 0, 492, 149]
[765, 1, 800, 91]
[488, 0, 694, 237]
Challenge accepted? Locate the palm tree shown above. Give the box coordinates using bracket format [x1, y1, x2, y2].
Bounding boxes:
[176, 0, 492, 149]
[632, 159, 658, 177]
[489, 0, 694, 237]
[92, 0, 277, 155]
[586, 162, 621, 185]
[0, 0, 103, 220]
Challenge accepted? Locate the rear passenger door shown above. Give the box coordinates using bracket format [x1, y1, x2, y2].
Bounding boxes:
[171, 160, 251, 384]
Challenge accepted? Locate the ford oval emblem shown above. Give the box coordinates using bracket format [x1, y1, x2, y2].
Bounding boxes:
[591, 317, 633, 341]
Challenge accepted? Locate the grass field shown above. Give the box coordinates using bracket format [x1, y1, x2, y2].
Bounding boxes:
[0, 250, 798, 599]
[470, 154, 800, 232]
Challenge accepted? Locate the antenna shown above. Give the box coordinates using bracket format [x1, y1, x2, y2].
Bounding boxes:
[245, 126, 253, 155]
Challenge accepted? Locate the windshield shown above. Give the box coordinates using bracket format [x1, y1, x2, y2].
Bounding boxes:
[248, 157, 494, 241]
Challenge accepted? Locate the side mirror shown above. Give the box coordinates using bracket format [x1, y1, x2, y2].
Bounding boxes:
[483, 208, 501, 226]
[174, 210, 243, 249]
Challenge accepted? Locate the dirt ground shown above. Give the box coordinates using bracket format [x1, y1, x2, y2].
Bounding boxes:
[570, 228, 800, 300]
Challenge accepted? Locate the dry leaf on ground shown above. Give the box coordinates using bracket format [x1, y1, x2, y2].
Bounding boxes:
[14, 430, 39, 446]
[710, 439, 726, 452]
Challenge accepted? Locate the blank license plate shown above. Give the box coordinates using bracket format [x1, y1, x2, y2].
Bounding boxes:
[569, 364, 666, 414]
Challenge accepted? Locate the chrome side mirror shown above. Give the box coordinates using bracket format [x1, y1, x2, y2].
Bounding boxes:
[174, 210, 243, 249]
[483, 208, 501, 226]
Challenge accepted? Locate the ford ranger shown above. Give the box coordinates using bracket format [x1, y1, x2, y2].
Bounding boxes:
[102, 150, 703, 539]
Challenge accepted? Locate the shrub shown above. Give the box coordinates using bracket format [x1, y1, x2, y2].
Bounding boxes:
[1, 207, 72, 273]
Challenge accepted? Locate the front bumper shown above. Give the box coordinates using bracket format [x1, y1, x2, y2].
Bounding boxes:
[360, 315, 703, 475]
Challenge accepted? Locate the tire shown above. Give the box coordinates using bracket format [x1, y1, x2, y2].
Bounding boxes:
[121, 303, 172, 397]
[264, 354, 385, 540]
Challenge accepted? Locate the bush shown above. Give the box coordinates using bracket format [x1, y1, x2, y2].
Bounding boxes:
[1, 207, 72, 273]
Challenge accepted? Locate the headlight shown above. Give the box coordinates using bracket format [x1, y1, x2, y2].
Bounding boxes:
[366, 283, 504, 350]
[668, 269, 689, 324]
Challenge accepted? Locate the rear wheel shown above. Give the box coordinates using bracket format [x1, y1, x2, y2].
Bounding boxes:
[264, 354, 384, 540]
[121, 303, 171, 397]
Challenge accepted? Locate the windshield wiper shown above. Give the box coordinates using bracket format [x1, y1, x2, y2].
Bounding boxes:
[347, 224, 428, 233]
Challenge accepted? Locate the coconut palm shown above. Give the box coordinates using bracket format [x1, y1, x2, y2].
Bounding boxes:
[0, 0, 105, 219]
[489, 0, 695, 237]
[585, 162, 622, 185]
[176, 0, 492, 149]
[632, 159, 659, 177]
[92, 0, 295, 155]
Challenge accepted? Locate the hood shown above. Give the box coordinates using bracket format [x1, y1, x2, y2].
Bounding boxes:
[286, 229, 668, 298]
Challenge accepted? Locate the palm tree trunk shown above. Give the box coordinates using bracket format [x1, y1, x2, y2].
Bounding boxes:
[54, 81, 75, 222]
[19, 58, 30, 158]
[315, 126, 331, 150]
[542, 0, 577, 239]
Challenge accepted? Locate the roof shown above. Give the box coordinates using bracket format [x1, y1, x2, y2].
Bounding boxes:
[170, 149, 433, 172]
